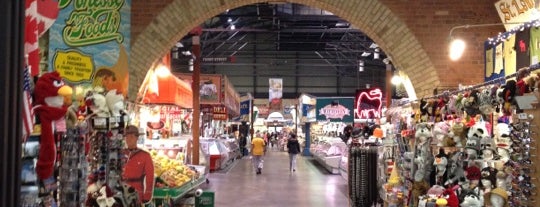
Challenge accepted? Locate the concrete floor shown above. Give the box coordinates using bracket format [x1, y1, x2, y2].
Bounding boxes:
[202, 149, 350, 207]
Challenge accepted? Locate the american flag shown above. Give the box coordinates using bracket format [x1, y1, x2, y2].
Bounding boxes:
[22, 65, 34, 142]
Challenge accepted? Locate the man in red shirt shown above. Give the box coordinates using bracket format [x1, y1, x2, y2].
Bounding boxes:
[123, 125, 155, 204]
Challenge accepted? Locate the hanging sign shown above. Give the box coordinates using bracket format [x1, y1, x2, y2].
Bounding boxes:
[49, 0, 131, 97]
[355, 88, 383, 119]
[316, 98, 354, 122]
[495, 0, 536, 30]
[212, 106, 227, 120]
[269, 78, 283, 110]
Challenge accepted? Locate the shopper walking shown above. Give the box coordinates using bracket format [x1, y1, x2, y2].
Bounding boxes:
[122, 125, 155, 205]
[251, 133, 266, 174]
[287, 133, 301, 172]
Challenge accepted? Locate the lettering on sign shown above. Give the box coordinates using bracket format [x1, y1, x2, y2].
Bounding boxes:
[495, 0, 536, 30]
[54, 50, 94, 82]
[59, 0, 125, 46]
[319, 104, 350, 120]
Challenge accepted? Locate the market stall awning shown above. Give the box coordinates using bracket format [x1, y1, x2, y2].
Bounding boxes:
[143, 74, 193, 108]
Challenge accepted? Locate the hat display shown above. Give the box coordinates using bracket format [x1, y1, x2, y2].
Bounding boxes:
[490, 187, 508, 201]
[465, 166, 481, 181]
[372, 127, 384, 138]
[481, 167, 498, 187]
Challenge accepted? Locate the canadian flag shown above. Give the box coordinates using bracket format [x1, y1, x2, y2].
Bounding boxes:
[24, 0, 59, 76]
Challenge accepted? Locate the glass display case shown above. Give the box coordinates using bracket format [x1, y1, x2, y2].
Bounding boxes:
[200, 138, 235, 171]
[339, 150, 348, 180]
[311, 137, 347, 174]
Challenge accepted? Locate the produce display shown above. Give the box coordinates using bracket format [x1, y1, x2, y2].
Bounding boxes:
[150, 150, 199, 188]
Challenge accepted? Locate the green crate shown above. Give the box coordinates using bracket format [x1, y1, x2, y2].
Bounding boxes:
[195, 191, 214, 207]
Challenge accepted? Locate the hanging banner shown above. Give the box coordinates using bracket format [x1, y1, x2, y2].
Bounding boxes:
[269, 78, 283, 110]
[355, 88, 383, 119]
[494, 0, 535, 31]
[176, 73, 222, 105]
[316, 97, 354, 122]
[49, 0, 131, 98]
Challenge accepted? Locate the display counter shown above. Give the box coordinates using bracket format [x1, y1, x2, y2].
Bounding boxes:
[339, 151, 348, 180]
[200, 138, 236, 171]
[311, 137, 347, 174]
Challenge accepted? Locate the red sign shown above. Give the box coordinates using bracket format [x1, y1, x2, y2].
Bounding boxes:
[355, 88, 383, 119]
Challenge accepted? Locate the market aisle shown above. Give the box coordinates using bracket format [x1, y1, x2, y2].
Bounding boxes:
[202, 149, 349, 207]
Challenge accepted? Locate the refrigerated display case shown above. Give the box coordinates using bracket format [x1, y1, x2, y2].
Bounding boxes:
[311, 137, 347, 174]
[200, 138, 235, 171]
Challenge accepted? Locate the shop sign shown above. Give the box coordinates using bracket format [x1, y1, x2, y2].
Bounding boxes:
[240, 100, 251, 116]
[269, 78, 283, 110]
[316, 98, 354, 122]
[255, 104, 269, 117]
[212, 114, 227, 120]
[355, 88, 383, 119]
[213, 106, 227, 114]
[494, 0, 536, 30]
[49, 0, 131, 97]
[176, 73, 222, 105]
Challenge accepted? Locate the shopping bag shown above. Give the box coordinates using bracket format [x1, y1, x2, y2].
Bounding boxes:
[258, 160, 264, 169]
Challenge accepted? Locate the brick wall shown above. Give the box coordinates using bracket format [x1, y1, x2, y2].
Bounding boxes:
[129, 0, 503, 101]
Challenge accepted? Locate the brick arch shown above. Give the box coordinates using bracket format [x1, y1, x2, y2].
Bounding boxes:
[129, 0, 438, 101]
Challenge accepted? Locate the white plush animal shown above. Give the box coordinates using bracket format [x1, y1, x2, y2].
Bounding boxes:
[85, 90, 110, 118]
[105, 89, 124, 117]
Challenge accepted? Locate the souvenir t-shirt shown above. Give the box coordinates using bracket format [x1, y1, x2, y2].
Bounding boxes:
[515, 28, 531, 69]
[494, 43, 503, 74]
[504, 34, 516, 75]
[530, 27, 540, 65]
[485, 48, 494, 78]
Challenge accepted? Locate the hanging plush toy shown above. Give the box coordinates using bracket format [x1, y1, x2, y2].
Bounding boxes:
[33, 71, 73, 180]
[500, 80, 517, 115]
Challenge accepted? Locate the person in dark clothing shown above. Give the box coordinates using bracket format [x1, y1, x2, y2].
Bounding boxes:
[287, 133, 301, 172]
[340, 125, 353, 143]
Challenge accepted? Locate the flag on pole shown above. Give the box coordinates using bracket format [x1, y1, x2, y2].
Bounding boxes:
[22, 64, 34, 141]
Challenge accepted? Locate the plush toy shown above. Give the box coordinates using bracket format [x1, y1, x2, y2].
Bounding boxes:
[462, 90, 481, 116]
[480, 167, 498, 190]
[105, 89, 124, 117]
[415, 122, 433, 146]
[478, 88, 495, 115]
[114, 181, 139, 207]
[411, 180, 430, 207]
[442, 186, 460, 207]
[85, 89, 110, 118]
[480, 137, 497, 160]
[86, 170, 115, 207]
[460, 191, 482, 207]
[445, 152, 465, 186]
[433, 122, 451, 147]
[419, 98, 431, 122]
[449, 122, 466, 147]
[33, 71, 73, 180]
[500, 80, 517, 115]
[433, 149, 448, 185]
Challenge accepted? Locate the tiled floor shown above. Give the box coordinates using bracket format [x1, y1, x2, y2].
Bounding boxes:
[202, 148, 350, 207]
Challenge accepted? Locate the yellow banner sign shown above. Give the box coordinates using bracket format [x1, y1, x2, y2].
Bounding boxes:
[54, 50, 94, 82]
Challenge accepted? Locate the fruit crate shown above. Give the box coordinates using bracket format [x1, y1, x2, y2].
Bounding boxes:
[153, 174, 207, 199]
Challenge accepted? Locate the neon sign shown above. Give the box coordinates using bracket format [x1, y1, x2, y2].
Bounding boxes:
[355, 88, 383, 119]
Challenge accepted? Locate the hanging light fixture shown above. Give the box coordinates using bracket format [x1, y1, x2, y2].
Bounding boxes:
[448, 22, 529, 61]
[189, 58, 194, 71]
[358, 60, 364, 72]
[374, 48, 380, 60]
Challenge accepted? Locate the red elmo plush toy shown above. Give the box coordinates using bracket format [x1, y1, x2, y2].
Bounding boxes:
[33, 71, 72, 180]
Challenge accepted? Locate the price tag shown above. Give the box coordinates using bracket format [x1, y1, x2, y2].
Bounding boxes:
[93, 118, 106, 126]
[518, 113, 529, 120]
